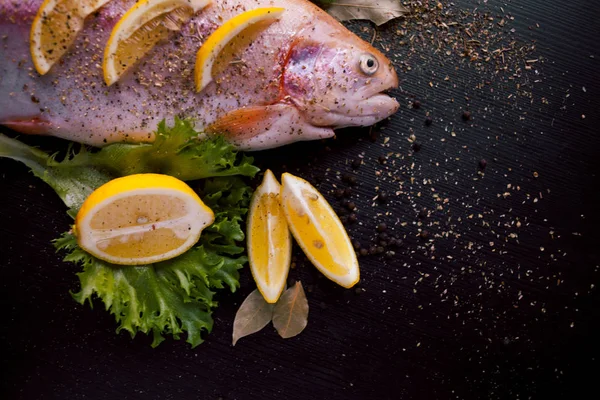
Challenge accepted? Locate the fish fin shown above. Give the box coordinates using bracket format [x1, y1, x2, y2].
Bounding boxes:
[1, 117, 52, 135]
[208, 104, 334, 150]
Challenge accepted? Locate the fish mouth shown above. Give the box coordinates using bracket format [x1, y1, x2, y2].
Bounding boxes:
[366, 93, 400, 118]
[324, 92, 399, 129]
[358, 93, 399, 123]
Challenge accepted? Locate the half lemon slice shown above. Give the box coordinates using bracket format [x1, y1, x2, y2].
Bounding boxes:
[194, 7, 284, 93]
[75, 173, 214, 265]
[281, 173, 360, 288]
[30, 0, 111, 75]
[247, 170, 292, 303]
[103, 0, 211, 86]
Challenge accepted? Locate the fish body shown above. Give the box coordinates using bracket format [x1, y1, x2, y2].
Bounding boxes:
[0, 0, 399, 150]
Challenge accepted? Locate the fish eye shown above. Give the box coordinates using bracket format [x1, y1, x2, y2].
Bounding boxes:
[359, 54, 379, 76]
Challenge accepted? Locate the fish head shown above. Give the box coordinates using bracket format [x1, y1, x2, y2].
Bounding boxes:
[283, 29, 399, 129]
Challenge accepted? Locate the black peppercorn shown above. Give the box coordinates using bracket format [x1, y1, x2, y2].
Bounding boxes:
[377, 191, 388, 203]
[479, 159, 487, 170]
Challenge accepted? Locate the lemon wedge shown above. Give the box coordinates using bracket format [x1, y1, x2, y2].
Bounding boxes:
[30, 0, 111, 75]
[103, 0, 211, 86]
[194, 7, 284, 93]
[75, 173, 214, 265]
[247, 170, 292, 303]
[281, 173, 360, 288]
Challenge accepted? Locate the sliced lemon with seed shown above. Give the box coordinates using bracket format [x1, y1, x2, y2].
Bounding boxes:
[247, 170, 292, 303]
[281, 173, 360, 288]
[194, 7, 285, 93]
[75, 173, 214, 265]
[30, 0, 111, 75]
[103, 0, 211, 86]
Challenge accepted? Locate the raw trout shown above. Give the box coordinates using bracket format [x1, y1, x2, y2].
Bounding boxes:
[0, 0, 399, 150]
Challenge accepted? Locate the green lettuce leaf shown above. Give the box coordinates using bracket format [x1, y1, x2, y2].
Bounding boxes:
[54, 176, 252, 348]
[1, 121, 257, 347]
[0, 133, 110, 212]
[0, 118, 258, 214]
[57, 118, 259, 181]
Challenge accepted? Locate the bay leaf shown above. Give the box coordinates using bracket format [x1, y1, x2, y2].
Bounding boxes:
[321, 0, 407, 26]
[232, 289, 274, 346]
[272, 281, 309, 339]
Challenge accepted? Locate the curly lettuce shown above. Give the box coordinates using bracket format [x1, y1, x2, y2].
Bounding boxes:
[0, 120, 258, 347]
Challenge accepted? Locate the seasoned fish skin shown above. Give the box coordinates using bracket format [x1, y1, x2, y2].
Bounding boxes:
[0, 0, 399, 150]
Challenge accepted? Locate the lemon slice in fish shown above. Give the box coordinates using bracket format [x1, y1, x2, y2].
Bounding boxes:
[281, 173, 360, 288]
[194, 7, 285, 93]
[247, 170, 292, 303]
[75, 173, 214, 265]
[30, 0, 111, 75]
[103, 0, 211, 86]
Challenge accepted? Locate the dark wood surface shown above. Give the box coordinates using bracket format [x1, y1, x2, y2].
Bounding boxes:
[1, 0, 599, 398]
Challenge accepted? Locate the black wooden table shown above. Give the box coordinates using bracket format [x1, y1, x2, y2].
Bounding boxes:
[1, 0, 599, 398]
